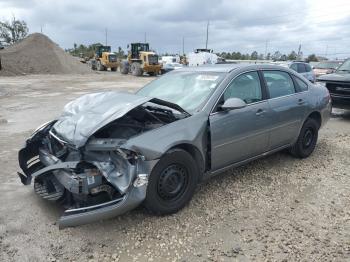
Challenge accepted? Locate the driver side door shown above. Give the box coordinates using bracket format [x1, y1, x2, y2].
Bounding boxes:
[209, 71, 272, 171]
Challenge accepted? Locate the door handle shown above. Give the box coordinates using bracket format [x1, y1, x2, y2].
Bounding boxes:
[256, 109, 265, 116]
[298, 99, 305, 105]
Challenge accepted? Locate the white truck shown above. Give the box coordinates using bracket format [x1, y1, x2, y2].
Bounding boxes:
[187, 49, 218, 67]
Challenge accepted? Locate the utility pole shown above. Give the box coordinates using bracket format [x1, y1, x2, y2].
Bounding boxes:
[182, 36, 185, 55]
[205, 20, 209, 50]
[297, 44, 302, 59]
[105, 28, 108, 46]
[264, 40, 269, 59]
[325, 45, 328, 57]
[144, 32, 147, 43]
[40, 26, 43, 33]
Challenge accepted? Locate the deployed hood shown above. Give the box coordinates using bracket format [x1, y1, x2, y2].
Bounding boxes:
[53, 92, 152, 147]
[318, 72, 350, 82]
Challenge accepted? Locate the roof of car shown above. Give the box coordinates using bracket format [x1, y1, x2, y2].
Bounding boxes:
[177, 63, 293, 73]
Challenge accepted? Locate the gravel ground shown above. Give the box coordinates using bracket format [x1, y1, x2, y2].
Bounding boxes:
[0, 73, 349, 262]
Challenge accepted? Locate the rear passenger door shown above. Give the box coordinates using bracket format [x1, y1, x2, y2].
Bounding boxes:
[262, 70, 306, 149]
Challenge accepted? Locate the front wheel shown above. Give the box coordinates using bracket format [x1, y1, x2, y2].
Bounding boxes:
[289, 118, 319, 158]
[143, 149, 199, 215]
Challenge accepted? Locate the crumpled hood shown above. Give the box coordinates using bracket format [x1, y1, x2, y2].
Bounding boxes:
[53, 91, 151, 147]
[318, 72, 350, 82]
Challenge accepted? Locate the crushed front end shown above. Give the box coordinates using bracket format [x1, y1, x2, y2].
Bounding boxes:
[18, 120, 156, 228]
[17, 92, 188, 228]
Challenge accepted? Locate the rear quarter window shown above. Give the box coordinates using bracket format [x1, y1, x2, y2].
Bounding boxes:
[293, 76, 308, 92]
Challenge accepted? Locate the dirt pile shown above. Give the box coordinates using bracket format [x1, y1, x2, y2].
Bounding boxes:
[0, 33, 91, 76]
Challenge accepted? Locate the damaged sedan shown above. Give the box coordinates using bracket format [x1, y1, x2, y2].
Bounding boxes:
[18, 64, 332, 228]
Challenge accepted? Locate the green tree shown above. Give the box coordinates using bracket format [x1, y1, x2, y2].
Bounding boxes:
[287, 51, 297, 61]
[0, 16, 28, 44]
[251, 51, 258, 60]
[306, 54, 318, 62]
[266, 52, 271, 60]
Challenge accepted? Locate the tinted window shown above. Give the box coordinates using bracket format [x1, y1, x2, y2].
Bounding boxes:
[297, 63, 306, 73]
[305, 64, 312, 72]
[293, 76, 308, 92]
[224, 71, 262, 104]
[263, 71, 295, 98]
[290, 63, 298, 72]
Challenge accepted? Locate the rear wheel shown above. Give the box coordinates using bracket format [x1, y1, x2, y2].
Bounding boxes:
[131, 62, 143, 76]
[289, 118, 319, 158]
[143, 149, 199, 215]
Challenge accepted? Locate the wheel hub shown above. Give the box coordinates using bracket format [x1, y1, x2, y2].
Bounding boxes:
[157, 164, 188, 201]
[302, 128, 314, 149]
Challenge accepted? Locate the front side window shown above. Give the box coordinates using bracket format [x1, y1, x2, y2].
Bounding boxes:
[305, 64, 312, 72]
[263, 71, 295, 98]
[290, 63, 298, 72]
[223, 71, 262, 104]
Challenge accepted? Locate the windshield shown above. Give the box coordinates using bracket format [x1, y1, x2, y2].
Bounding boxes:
[337, 60, 350, 72]
[137, 71, 225, 113]
[316, 61, 342, 69]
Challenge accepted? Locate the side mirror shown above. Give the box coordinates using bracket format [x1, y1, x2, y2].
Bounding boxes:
[219, 98, 246, 111]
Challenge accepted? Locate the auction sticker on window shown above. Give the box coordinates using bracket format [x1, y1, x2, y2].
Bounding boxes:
[196, 75, 219, 81]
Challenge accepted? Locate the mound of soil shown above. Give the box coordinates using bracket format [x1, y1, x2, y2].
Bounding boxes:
[0, 33, 91, 76]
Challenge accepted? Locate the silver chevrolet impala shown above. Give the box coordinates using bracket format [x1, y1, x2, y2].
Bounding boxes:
[18, 64, 332, 228]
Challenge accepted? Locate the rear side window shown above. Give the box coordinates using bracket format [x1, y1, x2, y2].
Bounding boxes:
[293, 76, 308, 92]
[263, 71, 295, 99]
[297, 63, 306, 73]
[305, 64, 312, 72]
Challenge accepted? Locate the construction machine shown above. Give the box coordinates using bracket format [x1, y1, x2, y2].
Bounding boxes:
[90, 45, 119, 71]
[120, 43, 161, 76]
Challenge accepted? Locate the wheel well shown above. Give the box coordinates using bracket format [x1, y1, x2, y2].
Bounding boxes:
[307, 111, 322, 129]
[169, 144, 205, 177]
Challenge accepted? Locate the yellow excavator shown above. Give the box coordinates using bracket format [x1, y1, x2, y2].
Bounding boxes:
[120, 43, 161, 76]
[90, 45, 119, 71]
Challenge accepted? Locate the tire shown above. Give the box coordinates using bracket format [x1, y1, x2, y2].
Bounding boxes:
[131, 62, 143, 76]
[111, 67, 117, 72]
[148, 72, 155, 76]
[289, 118, 319, 158]
[97, 61, 105, 71]
[143, 149, 199, 215]
[120, 61, 129, 74]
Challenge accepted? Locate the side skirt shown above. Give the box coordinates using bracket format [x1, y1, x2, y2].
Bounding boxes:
[203, 144, 292, 180]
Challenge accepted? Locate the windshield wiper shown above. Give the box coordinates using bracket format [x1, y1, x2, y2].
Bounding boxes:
[338, 69, 350, 72]
[150, 98, 191, 117]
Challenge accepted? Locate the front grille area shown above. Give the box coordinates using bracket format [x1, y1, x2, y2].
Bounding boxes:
[326, 82, 350, 97]
[148, 55, 158, 65]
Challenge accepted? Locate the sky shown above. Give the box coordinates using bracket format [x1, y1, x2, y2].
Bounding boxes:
[0, 0, 349, 59]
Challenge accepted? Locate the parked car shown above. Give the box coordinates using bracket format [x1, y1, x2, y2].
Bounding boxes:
[160, 62, 184, 74]
[278, 61, 316, 83]
[317, 59, 350, 109]
[18, 64, 331, 228]
[313, 60, 343, 77]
